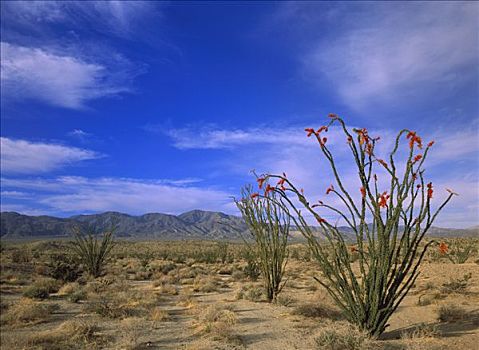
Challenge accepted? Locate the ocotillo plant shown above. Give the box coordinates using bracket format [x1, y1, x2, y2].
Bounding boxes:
[258, 114, 456, 337]
[235, 185, 290, 302]
[71, 227, 115, 278]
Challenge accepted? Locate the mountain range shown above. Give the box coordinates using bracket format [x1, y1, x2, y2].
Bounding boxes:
[0, 211, 477, 240]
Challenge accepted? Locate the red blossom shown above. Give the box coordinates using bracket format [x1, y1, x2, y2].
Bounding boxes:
[317, 126, 328, 133]
[439, 242, 448, 255]
[378, 191, 390, 208]
[406, 131, 423, 149]
[305, 128, 315, 137]
[355, 128, 369, 146]
[277, 177, 286, 186]
[412, 173, 417, 180]
[328, 113, 338, 119]
[265, 184, 274, 195]
[417, 184, 421, 189]
[413, 154, 422, 163]
[427, 182, 433, 199]
[257, 177, 265, 189]
[347, 136, 352, 143]
[360, 187, 366, 198]
[326, 184, 334, 195]
[427, 140, 435, 147]
[350, 246, 358, 253]
[317, 217, 327, 224]
[321, 137, 328, 146]
[251, 193, 259, 199]
[365, 143, 373, 155]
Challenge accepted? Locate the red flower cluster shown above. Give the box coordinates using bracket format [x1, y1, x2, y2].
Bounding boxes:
[326, 184, 334, 195]
[378, 192, 390, 208]
[257, 177, 266, 189]
[328, 113, 338, 119]
[251, 193, 259, 199]
[265, 184, 274, 195]
[438, 242, 448, 255]
[305, 128, 315, 137]
[427, 182, 433, 199]
[317, 217, 327, 224]
[427, 140, 435, 147]
[355, 128, 369, 146]
[413, 154, 422, 163]
[360, 187, 366, 198]
[406, 131, 423, 149]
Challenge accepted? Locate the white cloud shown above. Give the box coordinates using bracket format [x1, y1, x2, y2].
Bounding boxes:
[1, 1, 159, 38]
[0, 137, 101, 174]
[299, 2, 478, 110]
[0, 42, 141, 109]
[165, 122, 478, 228]
[1, 176, 234, 216]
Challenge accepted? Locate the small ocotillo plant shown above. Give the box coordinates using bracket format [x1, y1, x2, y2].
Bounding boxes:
[71, 227, 115, 278]
[235, 185, 290, 302]
[258, 114, 456, 337]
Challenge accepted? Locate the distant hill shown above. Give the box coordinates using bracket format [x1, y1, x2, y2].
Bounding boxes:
[0, 211, 477, 240]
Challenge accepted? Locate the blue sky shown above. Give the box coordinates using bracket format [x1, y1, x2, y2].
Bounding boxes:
[1, 1, 478, 228]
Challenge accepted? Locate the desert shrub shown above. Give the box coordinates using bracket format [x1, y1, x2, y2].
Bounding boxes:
[68, 289, 88, 303]
[195, 304, 238, 340]
[235, 187, 290, 302]
[23, 285, 50, 299]
[437, 304, 466, 322]
[276, 293, 296, 306]
[443, 239, 478, 264]
[85, 294, 136, 319]
[401, 323, 439, 340]
[193, 275, 219, 293]
[47, 253, 82, 282]
[314, 322, 372, 350]
[22, 278, 61, 299]
[71, 227, 115, 278]
[236, 284, 264, 302]
[150, 307, 171, 322]
[440, 273, 472, 294]
[26, 319, 102, 348]
[261, 115, 456, 337]
[231, 269, 246, 281]
[11, 247, 32, 263]
[241, 249, 260, 281]
[2, 298, 59, 325]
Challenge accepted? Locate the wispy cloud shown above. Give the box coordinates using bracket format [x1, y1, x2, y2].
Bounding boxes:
[1, 176, 234, 216]
[0, 42, 143, 109]
[1, 1, 160, 39]
[279, 2, 478, 111]
[165, 122, 478, 227]
[0, 137, 102, 174]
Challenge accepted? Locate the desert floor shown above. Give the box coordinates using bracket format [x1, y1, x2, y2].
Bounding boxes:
[1, 240, 478, 350]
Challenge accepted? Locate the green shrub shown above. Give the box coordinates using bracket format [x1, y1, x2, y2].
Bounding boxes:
[71, 227, 115, 278]
[23, 285, 50, 299]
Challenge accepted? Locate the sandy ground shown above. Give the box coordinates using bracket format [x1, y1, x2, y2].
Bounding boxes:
[1, 256, 478, 349]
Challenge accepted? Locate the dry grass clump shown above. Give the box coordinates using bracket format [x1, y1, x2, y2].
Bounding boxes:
[292, 303, 342, 320]
[177, 288, 196, 309]
[400, 323, 439, 340]
[314, 322, 374, 350]
[193, 275, 220, 293]
[440, 273, 472, 294]
[25, 319, 103, 349]
[22, 277, 63, 299]
[1, 298, 59, 326]
[236, 284, 264, 302]
[150, 307, 171, 322]
[120, 317, 145, 349]
[159, 283, 179, 295]
[58, 282, 81, 296]
[276, 293, 296, 306]
[437, 304, 466, 323]
[195, 304, 238, 341]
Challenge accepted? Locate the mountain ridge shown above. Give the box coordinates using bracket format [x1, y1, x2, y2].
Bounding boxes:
[1, 210, 477, 240]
